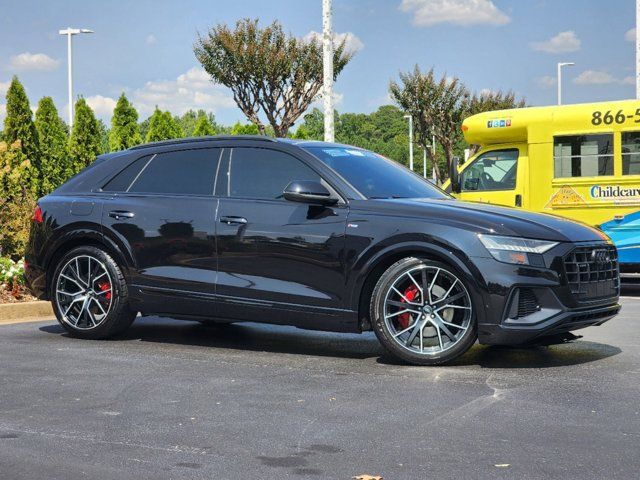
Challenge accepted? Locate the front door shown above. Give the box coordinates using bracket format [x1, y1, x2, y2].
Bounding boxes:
[458, 147, 526, 208]
[215, 146, 349, 328]
[101, 147, 222, 316]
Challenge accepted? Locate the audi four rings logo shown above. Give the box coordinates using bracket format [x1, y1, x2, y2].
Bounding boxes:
[591, 249, 610, 263]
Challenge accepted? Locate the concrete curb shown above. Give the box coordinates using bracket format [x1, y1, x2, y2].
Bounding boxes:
[0, 300, 53, 325]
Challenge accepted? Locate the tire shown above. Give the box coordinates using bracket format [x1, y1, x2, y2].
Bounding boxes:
[370, 257, 477, 365]
[50, 246, 137, 339]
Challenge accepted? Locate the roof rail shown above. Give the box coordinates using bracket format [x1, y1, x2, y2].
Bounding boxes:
[129, 135, 277, 151]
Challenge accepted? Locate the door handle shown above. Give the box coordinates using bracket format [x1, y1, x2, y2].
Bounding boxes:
[515, 194, 522, 207]
[220, 215, 248, 225]
[109, 210, 135, 220]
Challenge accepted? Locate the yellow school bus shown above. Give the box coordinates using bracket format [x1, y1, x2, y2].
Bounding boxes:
[445, 99, 640, 271]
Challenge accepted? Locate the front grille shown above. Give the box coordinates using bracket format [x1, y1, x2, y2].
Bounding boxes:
[564, 245, 620, 301]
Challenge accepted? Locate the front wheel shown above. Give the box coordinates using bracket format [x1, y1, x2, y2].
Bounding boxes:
[370, 257, 477, 365]
[50, 246, 136, 339]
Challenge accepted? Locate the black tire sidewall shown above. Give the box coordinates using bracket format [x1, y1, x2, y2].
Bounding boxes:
[371, 257, 477, 365]
[50, 246, 133, 339]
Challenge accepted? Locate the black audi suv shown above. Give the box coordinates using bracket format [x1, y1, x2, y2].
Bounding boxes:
[25, 136, 621, 365]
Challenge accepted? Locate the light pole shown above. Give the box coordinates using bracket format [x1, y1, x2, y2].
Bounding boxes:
[404, 114, 413, 171]
[557, 62, 574, 105]
[322, 0, 334, 142]
[59, 27, 93, 128]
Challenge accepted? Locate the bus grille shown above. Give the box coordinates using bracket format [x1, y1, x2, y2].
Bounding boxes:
[564, 245, 620, 301]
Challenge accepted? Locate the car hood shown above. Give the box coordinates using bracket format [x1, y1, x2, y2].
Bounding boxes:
[365, 198, 607, 243]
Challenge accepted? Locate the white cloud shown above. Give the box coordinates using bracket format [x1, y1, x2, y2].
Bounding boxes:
[132, 66, 235, 118]
[625, 28, 636, 42]
[146, 34, 157, 45]
[399, 0, 510, 27]
[85, 95, 118, 117]
[536, 75, 557, 88]
[304, 31, 364, 52]
[531, 31, 580, 54]
[9, 52, 60, 71]
[312, 90, 344, 110]
[621, 76, 635, 86]
[0, 80, 10, 96]
[573, 70, 616, 85]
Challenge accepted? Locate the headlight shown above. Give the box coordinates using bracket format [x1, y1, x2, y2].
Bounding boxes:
[478, 234, 558, 265]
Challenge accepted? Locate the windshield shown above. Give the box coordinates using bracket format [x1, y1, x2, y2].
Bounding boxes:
[304, 146, 449, 199]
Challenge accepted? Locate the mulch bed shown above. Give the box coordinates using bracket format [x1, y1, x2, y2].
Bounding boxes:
[0, 285, 37, 304]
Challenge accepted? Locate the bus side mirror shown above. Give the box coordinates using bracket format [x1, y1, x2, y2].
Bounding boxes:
[450, 156, 461, 194]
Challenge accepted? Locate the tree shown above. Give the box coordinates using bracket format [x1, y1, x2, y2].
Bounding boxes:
[390, 66, 470, 183]
[109, 93, 142, 151]
[3, 76, 39, 162]
[230, 121, 259, 135]
[291, 124, 310, 139]
[0, 141, 36, 258]
[194, 18, 354, 137]
[35, 97, 70, 194]
[193, 114, 216, 136]
[145, 108, 183, 142]
[68, 98, 102, 175]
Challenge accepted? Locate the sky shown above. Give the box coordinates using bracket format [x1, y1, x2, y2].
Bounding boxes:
[0, 0, 637, 127]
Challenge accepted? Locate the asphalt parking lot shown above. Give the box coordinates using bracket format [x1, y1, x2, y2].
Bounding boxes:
[1, 288, 639, 480]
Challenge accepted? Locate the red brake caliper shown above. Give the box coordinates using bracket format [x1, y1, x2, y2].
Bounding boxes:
[97, 281, 112, 301]
[398, 285, 419, 329]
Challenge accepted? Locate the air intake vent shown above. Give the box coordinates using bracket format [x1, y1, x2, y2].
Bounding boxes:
[508, 288, 540, 319]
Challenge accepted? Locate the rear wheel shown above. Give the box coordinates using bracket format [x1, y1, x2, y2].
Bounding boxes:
[50, 246, 136, 339]
[370, 257, 477, 365]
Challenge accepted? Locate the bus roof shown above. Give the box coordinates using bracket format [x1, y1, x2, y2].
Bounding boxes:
[462, 98, 640, 146]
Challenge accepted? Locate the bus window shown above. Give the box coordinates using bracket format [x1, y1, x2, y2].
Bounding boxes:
[554, 134, 613, 178]
[623, 132, 640, 175]
[461, 149, 518, 192]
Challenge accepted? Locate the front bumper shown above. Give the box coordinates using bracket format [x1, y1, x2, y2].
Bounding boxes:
[471, 242, 620, 346]
[478, 302, 620, 345]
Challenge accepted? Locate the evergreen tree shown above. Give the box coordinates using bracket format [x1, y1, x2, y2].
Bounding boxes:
[68, 98, 101, 175]
[193, 114, 215, 136]
[145, 108, 183, 142]
[3, 76, 39, 161]
[109, 93, 142, 151]
[0, 141, 36, 257]
[35, 97, 70, 194]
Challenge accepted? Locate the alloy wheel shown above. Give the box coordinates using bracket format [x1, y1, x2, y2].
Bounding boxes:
[383, 265, 472, 356]
[55, 255, 114, 330]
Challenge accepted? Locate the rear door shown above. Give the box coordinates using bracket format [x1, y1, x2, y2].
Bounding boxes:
[458, 147, 527, 208]
[215, 146, 350, 328]
[101, 147, 222, 316]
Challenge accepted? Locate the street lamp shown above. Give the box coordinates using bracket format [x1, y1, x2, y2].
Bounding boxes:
[557, 62, 575, 106]
[404, 114, 413, 171]
[59, 27, 93, 128]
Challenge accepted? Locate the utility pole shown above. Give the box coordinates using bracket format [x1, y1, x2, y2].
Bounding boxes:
[59, 27, 93, 128]
[637, 0, 640, 99]
[557, 62, 574, 105]
[322, 0, 334, 142]
[404, 115, 413, 171]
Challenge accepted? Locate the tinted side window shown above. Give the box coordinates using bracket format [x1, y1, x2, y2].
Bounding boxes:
[554, 134, 613, 178]
[622, 131, 640, 175]
[102, 155, 152, 192]
[128, 148, 221, 195]
[461, 149, 518, 192]
[227, 148, 320, 199]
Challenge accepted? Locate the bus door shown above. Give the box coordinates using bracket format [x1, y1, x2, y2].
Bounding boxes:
[458, 146, 526, 208]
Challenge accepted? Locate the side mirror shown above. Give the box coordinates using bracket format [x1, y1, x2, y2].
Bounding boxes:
[283, 180, 338, 206]
[449, 156, 461, 194]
